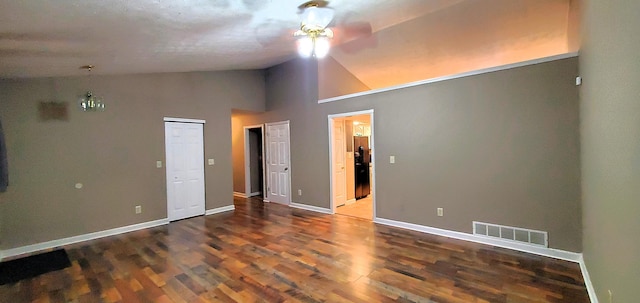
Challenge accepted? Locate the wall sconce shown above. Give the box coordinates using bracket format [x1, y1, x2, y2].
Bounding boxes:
[78, 65, 105, 112]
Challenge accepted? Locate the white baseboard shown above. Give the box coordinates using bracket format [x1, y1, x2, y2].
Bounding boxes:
[0, 218, 169, 261]
[205, 205, 235, 216]
[374, 217, 581, 263]
[248, 192, 262, 197]
[233, 192, 248, 198]
[346, 199, 356, 205]
[290, 202, 333, 214]
[579, 255, 599, 303]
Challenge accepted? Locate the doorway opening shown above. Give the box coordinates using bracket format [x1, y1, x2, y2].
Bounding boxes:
[244, 125, 265, 198]
[328, 110, 375, 220]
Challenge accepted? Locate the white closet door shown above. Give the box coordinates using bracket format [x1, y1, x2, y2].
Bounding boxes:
[165, 122, 205, 221]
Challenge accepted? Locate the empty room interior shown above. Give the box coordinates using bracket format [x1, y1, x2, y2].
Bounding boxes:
[0, 0, 638, 302]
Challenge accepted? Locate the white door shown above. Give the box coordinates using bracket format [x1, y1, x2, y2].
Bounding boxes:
[332, 119, 347, 208]
[165, 122, 205, 221]
[266, 121, 291, 205]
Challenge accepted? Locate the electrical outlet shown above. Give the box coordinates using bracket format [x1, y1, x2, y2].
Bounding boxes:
[389, 156, 395, 164]
[208, 158, 215, 165]
[135, 205, 142, 214]
[156, 161, 162, 168]
[298, 189, 302, 196]
[437, 207, 444, 217]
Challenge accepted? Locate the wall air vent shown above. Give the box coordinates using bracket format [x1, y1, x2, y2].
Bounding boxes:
[473, 221, 548, 247]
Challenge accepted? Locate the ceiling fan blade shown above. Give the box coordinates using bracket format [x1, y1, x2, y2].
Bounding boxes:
[336, 34, 378, 54]
[254, 21, 297, 49]
[331, 22, 373, 45]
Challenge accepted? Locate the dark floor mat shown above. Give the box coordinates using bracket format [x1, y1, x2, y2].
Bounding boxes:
[0, 249, 71, 285]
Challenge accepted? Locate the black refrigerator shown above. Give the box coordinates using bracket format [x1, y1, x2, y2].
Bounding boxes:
[354, 136, 370, 200]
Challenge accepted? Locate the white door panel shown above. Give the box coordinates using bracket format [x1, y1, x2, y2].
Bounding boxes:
[332, 120, 347, 207]
[165, 122, 205, 221]
[266, 122, 290, 205]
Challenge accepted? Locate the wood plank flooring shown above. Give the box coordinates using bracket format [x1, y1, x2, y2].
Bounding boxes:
[0, 197, 589, 302]
[336, 196, 373, 220]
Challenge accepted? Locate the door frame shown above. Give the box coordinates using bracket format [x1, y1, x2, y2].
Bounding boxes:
[163, 117, 206, 221]
[327, 110, 376, 219]
[265, 120, 292, 205]
[243, 124, 265, 198]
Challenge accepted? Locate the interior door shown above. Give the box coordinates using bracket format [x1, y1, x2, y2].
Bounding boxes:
[266, 121, 291, 205]
[165, 122, 205, 221]
[332, 119, 347, 208]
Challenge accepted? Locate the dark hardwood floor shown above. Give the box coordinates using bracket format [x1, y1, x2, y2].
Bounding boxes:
[0, 197, 589, 302]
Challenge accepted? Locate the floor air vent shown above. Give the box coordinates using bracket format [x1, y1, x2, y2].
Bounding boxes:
[473, 221, 548, 247]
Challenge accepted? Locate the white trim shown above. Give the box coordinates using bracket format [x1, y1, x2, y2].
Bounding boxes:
[163, 117, 206, 124]
[249, 191, 262, 197]
[0, 219, 168, 260]
[290, 202, 333, 214]
[370, 113, 377, 221]
[579, 255, 600, 303]
[205, 205, 235, 216]
[346, 198, 356, 205]
[260, 126, 266, 202]
[318, 52, 579, 104]
[244, 124, 265, 198]
[374, 217, 581, 263]
[233, 191, 248, 198]
[327, 110, 376, 220]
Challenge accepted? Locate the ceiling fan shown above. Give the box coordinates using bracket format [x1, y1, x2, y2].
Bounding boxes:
[292, 1, 374, 59]
[294, 1, 335, 58]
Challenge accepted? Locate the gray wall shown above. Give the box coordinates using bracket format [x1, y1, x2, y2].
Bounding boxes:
[318, 56, 370, 100]
[0, 70, 265, 249]
[249, 130, 261, 193]
[231, 110, 248, 193]
[235, 57, 582, 252]
[580, 0, 640, 301]
[233, 58, 371, 202]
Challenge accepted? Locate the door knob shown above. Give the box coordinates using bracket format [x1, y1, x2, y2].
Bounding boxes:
[284, 167, 288, 171]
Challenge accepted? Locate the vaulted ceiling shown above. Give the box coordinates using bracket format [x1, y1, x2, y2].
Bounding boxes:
[1, 0, 577, 89]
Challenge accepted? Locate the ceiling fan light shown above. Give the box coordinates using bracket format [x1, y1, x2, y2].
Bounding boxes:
[314, 37, 330, 58]
[297, 36, 314, 58]
[301, 6, 334, 30]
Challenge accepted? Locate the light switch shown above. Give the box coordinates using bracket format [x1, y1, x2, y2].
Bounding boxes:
[156, 161, 162, 168]
[389, 156, 395, 164]
[208, 159, 215, 165]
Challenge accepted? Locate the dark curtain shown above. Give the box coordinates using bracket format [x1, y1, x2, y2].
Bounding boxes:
[0, 118, 7, 192]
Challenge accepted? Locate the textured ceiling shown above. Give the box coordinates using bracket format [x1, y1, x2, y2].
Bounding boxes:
[0, 0, 461, 78]
[0, 0, 574, 82]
